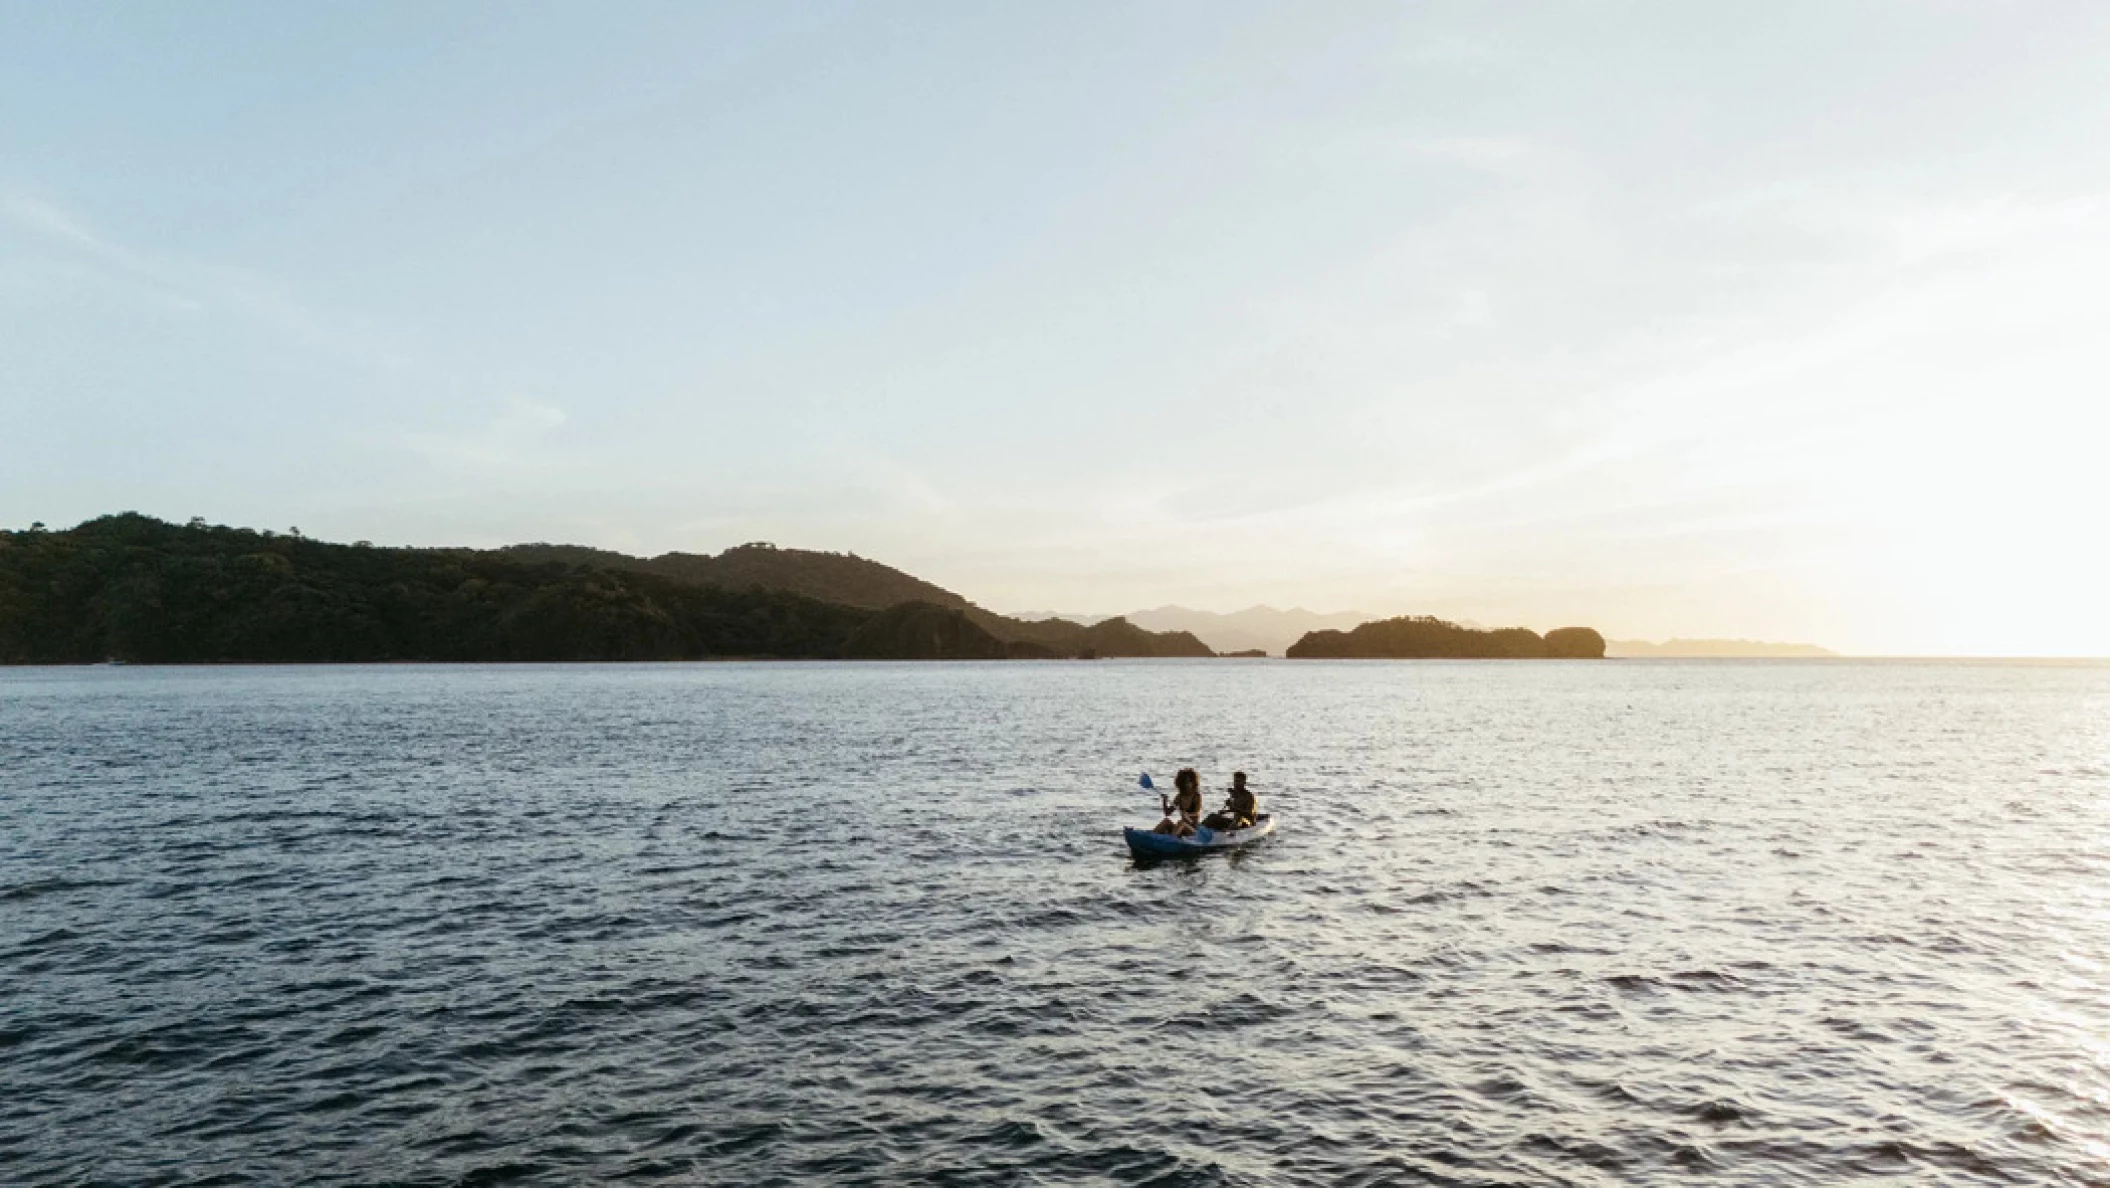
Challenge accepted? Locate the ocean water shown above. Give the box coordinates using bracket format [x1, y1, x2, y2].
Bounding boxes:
[4, 659, 2110, 1186]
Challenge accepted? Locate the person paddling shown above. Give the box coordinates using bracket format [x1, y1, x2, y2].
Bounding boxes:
[1152, 768, 1204, 837]
[1225, 771, 1257, 828]
[1203, 771, 1259, 831]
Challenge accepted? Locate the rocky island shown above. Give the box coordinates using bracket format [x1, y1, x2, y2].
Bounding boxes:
[1286, 615, 1606, 659]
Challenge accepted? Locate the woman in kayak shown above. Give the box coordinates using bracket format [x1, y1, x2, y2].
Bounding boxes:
[1202, 771, 1258, 831]
[1152, 768, 1204, 836]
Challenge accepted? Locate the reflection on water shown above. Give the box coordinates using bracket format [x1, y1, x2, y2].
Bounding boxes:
[3, 659, 2109, 1185]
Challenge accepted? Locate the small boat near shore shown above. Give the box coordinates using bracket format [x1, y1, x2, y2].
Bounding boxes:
[1124, 813, 1276, 860]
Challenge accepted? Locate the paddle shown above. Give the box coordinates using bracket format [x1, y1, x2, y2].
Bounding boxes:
[1139, 772, 1176, 823]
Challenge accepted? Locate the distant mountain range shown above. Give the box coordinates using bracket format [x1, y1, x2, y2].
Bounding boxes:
[1605, 638, 1837, 658]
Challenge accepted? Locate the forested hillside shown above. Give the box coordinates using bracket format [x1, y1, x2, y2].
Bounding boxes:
[0, 516, 1010, 663]
[0, 516, 1216, 663]
[494, 541, 970, 612]
[496, 540, 1214, 657]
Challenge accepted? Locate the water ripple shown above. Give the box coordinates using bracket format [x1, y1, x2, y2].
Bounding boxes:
[4, 660, 2110, 1184]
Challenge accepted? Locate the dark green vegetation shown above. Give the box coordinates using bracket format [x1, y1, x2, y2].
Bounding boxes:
[496, 539, 1213, 659]
[1286, 616, 1606, 659]
[495, 540, 967, 614]
[0, 515, 1211, 664]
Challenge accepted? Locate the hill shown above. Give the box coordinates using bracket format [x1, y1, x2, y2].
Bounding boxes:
[495, 541, 970, 612]
[0, 516, 1026, 663]
[1287, 616, 1605, 659]
[499, 541, 1211, 658]
[0, 516, 1213, 663]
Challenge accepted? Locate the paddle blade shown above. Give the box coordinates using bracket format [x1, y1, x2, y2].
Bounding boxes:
[1139, 772, 1154, 791]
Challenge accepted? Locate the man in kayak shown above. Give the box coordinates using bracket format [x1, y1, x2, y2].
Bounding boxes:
[1203, 771, 1258, 831]
[1152, 768, 1204, 836]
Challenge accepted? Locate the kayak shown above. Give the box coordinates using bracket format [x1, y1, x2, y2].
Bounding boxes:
[1124, 813, 1276, 860]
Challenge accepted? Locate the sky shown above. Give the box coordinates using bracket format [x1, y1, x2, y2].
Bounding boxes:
[5, 2, 2109, 656]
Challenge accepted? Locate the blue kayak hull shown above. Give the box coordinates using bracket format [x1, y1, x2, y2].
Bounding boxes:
[1124, 814, 1276, 859]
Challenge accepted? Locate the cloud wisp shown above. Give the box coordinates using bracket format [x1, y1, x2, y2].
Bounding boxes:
[1, 187, 411, 368]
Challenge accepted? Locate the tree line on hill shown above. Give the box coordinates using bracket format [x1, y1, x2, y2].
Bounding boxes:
[0, 515, 1214, 664]
[492, 539, 1217, 659]
[493, 540, 971, 615]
